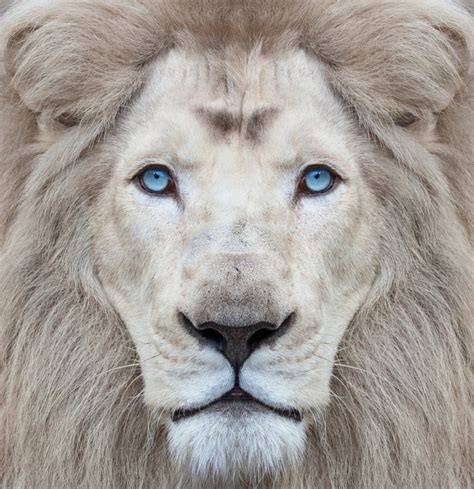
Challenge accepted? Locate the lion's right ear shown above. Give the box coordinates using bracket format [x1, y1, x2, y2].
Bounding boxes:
[305, 0, 472, 138]
[2, 1, 167, 135]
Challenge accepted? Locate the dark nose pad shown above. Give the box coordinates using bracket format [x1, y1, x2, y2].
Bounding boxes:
[180, 313, 294, 371]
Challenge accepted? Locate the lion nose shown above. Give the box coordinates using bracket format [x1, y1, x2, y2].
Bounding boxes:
[180, 313, 294, 370]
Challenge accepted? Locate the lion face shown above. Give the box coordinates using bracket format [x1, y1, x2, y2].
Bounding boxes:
[94, 47, 381, 479]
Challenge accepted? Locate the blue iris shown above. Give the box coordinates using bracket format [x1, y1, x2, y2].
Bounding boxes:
[303, 167, 334, 194]
[140, 167, 171, 194]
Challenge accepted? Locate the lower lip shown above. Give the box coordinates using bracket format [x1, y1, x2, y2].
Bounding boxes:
[172, 396, 302, 423]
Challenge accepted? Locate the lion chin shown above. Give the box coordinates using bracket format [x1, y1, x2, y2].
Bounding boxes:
[1, 0, 473, 488]
[167, 406, 306, 485]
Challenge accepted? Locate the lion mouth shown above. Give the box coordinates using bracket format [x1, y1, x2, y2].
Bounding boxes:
[172, 386, 302, 422]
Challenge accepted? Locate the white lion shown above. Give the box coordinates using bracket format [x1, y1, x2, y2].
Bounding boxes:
[0, 1, 472, 488]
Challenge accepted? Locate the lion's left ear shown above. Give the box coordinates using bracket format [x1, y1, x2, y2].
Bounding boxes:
[2, 0, 166, 134]
[306, 1, 472, 135]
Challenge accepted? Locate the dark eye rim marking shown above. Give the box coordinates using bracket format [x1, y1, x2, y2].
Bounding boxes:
[296, 164, 341, 197]
[133, 164, 178, 196]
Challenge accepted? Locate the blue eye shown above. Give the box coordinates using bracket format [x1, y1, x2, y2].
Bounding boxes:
[300, 166, 337, 195]
[138, 166, 174, 194]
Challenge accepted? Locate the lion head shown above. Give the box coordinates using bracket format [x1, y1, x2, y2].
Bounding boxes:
[1, 1, 472, 488]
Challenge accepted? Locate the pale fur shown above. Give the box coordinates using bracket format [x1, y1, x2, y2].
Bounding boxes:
[1, 1, 473, 488]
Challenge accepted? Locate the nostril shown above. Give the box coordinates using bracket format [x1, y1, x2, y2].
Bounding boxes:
[248, 328, 277, 353]
[179, 313, 226, 352]
[199, 328, 226, 353]
[247, 313, 294, 353]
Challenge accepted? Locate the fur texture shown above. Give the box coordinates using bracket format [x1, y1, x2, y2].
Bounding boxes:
[1, 1, 473, 488]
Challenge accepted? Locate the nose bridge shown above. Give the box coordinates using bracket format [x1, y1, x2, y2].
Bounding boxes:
[184, 215, 287, 289]
[185, 202, 269, 262]
[206, 200, 257, 251]
[184, 174, 285, 274]
[197, 148, 269, 237]
[181, 159, 291, 326]
[188, 142, 281, 253]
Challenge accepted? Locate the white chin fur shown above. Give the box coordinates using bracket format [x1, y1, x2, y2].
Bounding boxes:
[167, 408, 306, 486]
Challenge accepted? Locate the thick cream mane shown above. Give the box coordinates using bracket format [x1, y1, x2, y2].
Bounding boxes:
[1, 1, 473, 488]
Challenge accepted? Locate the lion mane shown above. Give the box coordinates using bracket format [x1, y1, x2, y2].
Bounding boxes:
[0, 1, 473, 488]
